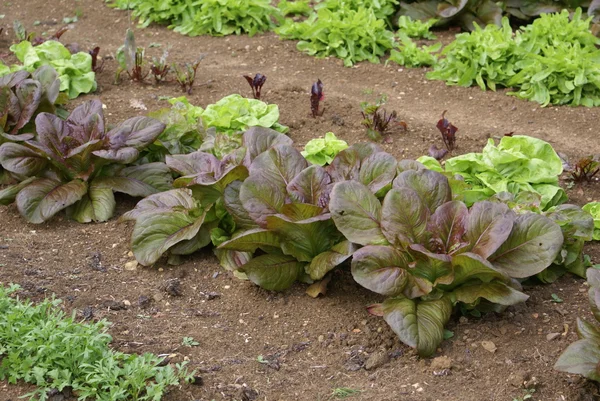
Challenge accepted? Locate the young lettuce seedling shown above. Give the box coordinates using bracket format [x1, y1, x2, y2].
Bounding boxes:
[360, 95, 405, 143]
[361, 102, 398, 142]
[89, 46, 104, 73]
[151, 48, 170, 84]
[13, 20, 69, 46]
[569, 156, 600, 183]
[115, 29, 148, 83]
[436, 110, 457, 151]
[243, 73, 266, 99]
[172, 55, 205, 94]
[311, 79, 324, 117]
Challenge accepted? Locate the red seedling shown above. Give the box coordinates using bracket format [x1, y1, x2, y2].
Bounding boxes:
[311, 79, 324, 118]
[243, 73, 266, 99]
[436, 110, 457, 151]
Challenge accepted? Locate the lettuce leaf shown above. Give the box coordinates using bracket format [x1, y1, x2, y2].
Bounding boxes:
[301, 132, 348, 166]
[583, 202, 600, 240]
[6, 41, 96, 99]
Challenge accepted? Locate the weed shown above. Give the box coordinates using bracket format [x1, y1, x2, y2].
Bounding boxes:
[182, 336, 200, 347]
[172, 55, 205, 94]
[331, 387, 361, 398]
[0, 284, 195, 400]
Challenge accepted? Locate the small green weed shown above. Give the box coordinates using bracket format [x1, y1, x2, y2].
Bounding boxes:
[0, 284, 195, 401]
[331, 387, 361, 398]
[182, 336, 200, 347]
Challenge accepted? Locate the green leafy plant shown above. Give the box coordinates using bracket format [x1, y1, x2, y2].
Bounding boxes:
[0, 284, 195, 401]
[172, 55, 205, 94]
[278, 0, 312, 16]
[328, 169, 563, 356]
[508, 10, 600, 107]
[555, 268, 600, 382]
[110, 0, 280, 37]
[276, 7, 395, 67]
[182, 336, 199, 347]
[301, 132, 348, 166]
[429, 10, 600, 107]
[1, 40, 96, 99]
[583, 202, 600, 240]
[427, 18, 517, 91]
[388, 34, 440, 68]
[418, 135, 567, 210]
[397, 15, 437, 39]
[141, 95, 288, 163]
[315, 0, 399, 23]
[201, 94, 288, 136]
[0, 100, 172, 223]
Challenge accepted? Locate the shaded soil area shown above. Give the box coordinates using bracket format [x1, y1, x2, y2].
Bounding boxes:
[2, 1, 600, 400]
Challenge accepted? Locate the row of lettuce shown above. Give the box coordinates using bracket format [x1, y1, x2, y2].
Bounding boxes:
[1, 66, 600, 367]
[2, 5, 600, 108]
[102, 0, 600, 107]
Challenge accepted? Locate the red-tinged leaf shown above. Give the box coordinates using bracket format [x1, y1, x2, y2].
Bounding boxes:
[436, 110, 457, 151]
[16, 178, 88, 224]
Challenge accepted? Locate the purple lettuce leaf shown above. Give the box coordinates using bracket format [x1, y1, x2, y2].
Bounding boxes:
[329, 180, 388, 246]
[16, 178, 88, 224]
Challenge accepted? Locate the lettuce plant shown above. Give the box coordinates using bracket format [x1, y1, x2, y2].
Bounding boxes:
[111, 0, 280, 37]
[315, 0, 399, 23]
[217, 144, 349, 290]
[276, 7, 395, 67]
[555, 268, 600, 381]
[583, 202, 600, 240]
[427, 18, 517, 91]
[328, 169, 564, 356]
[218, 142, 399, 289]
[143, 95, 288, 162]
[418, 135, 567, 210]
[397, 16, 438, 40]
[3, 40, 97, 99]
[388, 34, 440, 68]
[278, 0, 312, 16]
[0, 66, 66, 137]
[123, 127, 292, 266]
[488, 192, 595, 283]
[301, 132, 348, 166]
[0, 100, 172, 223]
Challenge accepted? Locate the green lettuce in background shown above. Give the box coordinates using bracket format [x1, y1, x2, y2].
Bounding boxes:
[142, 94, 288, 161]
[418, 135, 566, 209]
[1, 41, 96, 99]
[201, 94, 288, 135]
[301, 132, 348, 166]
[583, 202, 600, 240]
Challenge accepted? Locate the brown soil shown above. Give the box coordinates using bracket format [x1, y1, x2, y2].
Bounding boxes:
[2, 1, 600, 400]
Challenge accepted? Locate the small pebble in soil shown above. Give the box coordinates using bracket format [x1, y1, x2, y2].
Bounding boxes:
[365, 349, 390, 370]
[205, 292, 221, 300]
[102, 300, 127, 310]
[161, 278, 182, 296]
[138, 295, 151, 309]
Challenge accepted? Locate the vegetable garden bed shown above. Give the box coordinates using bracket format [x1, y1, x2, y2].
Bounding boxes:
[1, 0, 600, 400]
